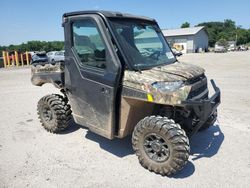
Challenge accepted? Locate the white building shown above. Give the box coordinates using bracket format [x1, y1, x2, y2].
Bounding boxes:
[162, 26, 209, 53]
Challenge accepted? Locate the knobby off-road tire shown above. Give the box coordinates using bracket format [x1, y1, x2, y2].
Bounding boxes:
[132, 116, 190, 176]
[37, 94, 72, 133]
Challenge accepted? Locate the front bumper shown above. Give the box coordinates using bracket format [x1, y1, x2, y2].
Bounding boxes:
[182, 79, 221, 136]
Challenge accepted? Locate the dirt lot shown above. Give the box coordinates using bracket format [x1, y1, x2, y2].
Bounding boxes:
[0, 51, 250, 188]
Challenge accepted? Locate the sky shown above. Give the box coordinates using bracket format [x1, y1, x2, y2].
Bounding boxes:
[1, 0, 250, 46]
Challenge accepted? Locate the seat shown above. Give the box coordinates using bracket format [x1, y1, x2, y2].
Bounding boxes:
[75, 35, 96, 49]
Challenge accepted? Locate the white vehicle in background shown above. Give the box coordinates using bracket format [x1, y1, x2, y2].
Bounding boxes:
[214, 45, 227, 53]
[237, 45, 248, 51]
[228, 44, 236, 52]
[227, 41, 236, 52]
[228, 45, 236, 52]
[47, 51, 65, 62]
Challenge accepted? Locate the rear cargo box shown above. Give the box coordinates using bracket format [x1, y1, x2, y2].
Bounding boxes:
[31, 62, 64, 88]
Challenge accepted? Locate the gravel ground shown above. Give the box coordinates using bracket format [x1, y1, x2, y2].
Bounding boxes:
[0, 51, 250, 188]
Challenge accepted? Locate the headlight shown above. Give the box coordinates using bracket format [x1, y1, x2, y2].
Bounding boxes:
[151, 81, 184, 93]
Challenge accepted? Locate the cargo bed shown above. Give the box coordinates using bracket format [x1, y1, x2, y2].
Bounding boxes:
[31, 62, 64, 89]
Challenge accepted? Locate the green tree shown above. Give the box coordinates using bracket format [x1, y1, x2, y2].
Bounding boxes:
[236, 28, 249, 45]
[217, 38, 228, 47]
[0, 41, 65, 57]
[181, 22, 190, 28]
[197, 19, 249, 47]
[224, 19, 236, 30]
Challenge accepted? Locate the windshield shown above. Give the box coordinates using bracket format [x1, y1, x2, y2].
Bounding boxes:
[109, 19, 176, 70]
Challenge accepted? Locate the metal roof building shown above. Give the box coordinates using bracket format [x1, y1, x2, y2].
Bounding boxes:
[162, 26, 208, 53]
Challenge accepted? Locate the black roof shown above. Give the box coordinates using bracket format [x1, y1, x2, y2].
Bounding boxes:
[63, 10, 155, 22]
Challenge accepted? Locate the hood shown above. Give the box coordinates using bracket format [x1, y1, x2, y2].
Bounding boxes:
[123, 62, 205, 87]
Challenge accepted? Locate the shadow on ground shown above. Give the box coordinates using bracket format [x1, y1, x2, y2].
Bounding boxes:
[59, 120, 81, 134]
[83, 122, 224, 160]
[171, 161, 195, 179]
[85, 132, 134, 157]
[59, 119, 224, 178]
[190, 122, 224, 160]
[59, 120, 134, 157]
[86, 128, 197, 178]
[172, 122, 224, 178]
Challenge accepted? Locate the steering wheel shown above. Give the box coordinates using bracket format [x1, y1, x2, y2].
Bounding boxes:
[149, 51, 161, 60]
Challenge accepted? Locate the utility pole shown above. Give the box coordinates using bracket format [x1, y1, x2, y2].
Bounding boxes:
[235, 33, 237, 46]
[235, 26, 238, 46]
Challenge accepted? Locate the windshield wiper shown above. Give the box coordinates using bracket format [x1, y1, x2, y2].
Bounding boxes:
[134, 64, 144, 72]
[134, 63, 160, 71]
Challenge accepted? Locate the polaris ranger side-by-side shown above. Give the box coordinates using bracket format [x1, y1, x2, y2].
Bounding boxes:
[31, 11, 220, 176]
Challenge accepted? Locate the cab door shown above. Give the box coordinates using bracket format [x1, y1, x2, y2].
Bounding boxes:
[63, 14, 121, 139]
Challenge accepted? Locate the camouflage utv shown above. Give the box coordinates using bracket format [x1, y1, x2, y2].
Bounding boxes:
[31, 11, 220, 176]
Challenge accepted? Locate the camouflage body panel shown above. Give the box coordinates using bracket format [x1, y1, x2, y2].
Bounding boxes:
[122, 62, 205, 105]
[31, 62, 64, 74]
[31, 62, 64, 88]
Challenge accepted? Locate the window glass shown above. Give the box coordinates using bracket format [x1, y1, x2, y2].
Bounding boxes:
[134, 26, 163, 53]
[72, 19, 106, 69]
[110, 19, 176, 70]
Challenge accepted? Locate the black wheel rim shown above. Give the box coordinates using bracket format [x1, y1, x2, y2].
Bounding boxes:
[143, 133, 170, 162]
[42, 105, 53, 123]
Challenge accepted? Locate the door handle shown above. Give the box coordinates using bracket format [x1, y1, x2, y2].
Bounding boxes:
[101, 87, 106, 93]
[101, 87, 109, 95]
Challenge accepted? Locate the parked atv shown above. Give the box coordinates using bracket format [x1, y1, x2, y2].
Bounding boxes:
[31, 10, 220, 176]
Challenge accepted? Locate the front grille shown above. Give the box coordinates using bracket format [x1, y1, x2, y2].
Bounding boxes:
[188, 85, 208, 99]
[186, 74, 205, 84]
[187, 74, 208, 100]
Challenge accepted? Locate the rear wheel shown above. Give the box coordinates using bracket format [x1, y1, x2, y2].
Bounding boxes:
[132, 116, 190, 176]
[37, 94, 72, 133]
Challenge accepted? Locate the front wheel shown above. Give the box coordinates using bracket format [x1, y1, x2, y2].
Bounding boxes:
[132, 116, 190, 176]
